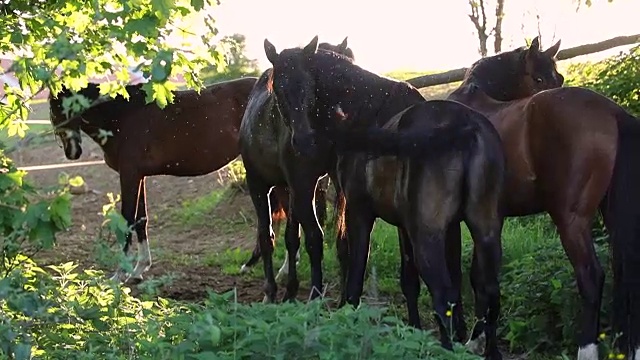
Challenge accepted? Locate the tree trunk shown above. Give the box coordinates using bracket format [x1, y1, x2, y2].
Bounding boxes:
[406, 33, 640, 89]
[468, 0, 489, 57]
[493, 0, 505, 53]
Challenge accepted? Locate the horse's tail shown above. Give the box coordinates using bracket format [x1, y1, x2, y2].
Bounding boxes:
[332, 186, 347, 242]
[334, 117, 479, 160]
[605, 112, 640, 356]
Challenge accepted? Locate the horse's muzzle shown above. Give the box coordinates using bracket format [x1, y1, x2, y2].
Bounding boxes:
[291, 131, 318, 158]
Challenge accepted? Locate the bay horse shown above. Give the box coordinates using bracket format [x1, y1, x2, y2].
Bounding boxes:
[448, 37, 640, 360]
[239, 37, 355, 303]
[264, 36, 507, 359]
[48, 77, 307, 283]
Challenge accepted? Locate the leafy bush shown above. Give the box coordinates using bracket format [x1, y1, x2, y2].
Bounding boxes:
[498, 235, 613, 354]
[0, 257, 482, 360]
[0, 148, 72, 276]
[565, 45, 640, 116]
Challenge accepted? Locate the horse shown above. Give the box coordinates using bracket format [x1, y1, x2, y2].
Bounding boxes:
[48, 77, 306, 283]
[239, 36, 355, 303]
[264, 36, 507, 359]
[238, 37, 353, 280]
[447, 36, 640, 360]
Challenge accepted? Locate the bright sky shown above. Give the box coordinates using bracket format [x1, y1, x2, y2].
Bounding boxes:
[212, 0, 640, 73]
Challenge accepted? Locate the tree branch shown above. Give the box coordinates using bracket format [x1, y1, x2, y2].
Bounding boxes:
[406, 33, 640, 89]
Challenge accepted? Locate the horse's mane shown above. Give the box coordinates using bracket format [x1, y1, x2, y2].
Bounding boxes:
[462, 47, 531, 101]
[265, 47, 354, 93]
[50, 82, 150, 119]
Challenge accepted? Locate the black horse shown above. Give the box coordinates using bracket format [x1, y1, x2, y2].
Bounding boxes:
[264, 36, 507, 359]
[239, 37, 355, 303]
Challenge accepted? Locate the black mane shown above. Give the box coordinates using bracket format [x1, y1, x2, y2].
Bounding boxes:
[308, 50, 423, 128]
[463, 48, 527, 101]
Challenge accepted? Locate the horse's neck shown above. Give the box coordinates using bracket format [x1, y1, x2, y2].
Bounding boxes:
[78, 110, 118, 147]
[328, 75, 423, 129]
[448, 83, 505, 115]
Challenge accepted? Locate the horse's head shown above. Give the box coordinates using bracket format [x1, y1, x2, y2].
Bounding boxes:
[265, 36, 322, 157]
[48, 83, 109, 160]
[318, 36, 355, 61]
[465, 36, 564, 100]
[520, 36, 564, 94]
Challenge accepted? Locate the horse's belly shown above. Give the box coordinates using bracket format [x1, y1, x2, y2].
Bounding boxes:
[240, 132, 285, 184]
[502, 164, 544, 216]
[365, 157, 403, 226]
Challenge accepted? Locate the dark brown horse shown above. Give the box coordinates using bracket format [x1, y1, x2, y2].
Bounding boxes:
[48, 77, 309, 283]
[238, 37, 354, 280]
[239, 37, 355, 303]
[265, 36, 507, 359]
[447, 36, 640, 360]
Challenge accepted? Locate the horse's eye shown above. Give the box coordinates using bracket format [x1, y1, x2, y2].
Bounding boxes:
[535, 77, 543, 83]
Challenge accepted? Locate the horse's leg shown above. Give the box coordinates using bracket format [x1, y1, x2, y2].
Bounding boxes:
[273, 186, 297, 282]
[245, 169, 278, 303]
[465, 214, 504, 360]
[129, 177, 152, 282]
[445, 221, 466, 342]
[282, 215, 301, 301]
[398, 226, 421, 328]
[344, 202, 376, 306]
[109, 171, 143, 283]
[290, 175, 326, 300]
[333, 177, 349, 307]
[242, 187, 285, 274]
[549, 210, 603, 360]
[408, 225, 456, 350]
[315, 176, 329, 229]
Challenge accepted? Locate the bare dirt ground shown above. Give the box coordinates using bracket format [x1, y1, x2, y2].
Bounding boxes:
[12, 134, 317, 303]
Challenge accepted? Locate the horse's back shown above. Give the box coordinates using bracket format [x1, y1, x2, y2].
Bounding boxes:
[364, 100, 503, 227]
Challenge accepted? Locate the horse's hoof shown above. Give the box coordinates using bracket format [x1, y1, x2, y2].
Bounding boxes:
[282, 292, 298, 303]
[109, 272, 126, 283]
[126, 276, 144, 285]
[465, 332, 486, 355]
[484, 349, 503, 360]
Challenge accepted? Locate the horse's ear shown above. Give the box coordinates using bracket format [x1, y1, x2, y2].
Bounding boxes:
[544, 39, 561, 58]
[264, 39, 279, 65]
[338, 36, 349, 51]
[528, 36, 541, 54]
[303, 35, 319, 57]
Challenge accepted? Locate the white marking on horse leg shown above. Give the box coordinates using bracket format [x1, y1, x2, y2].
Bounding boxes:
[577, 343, 598, 360]
[634, 346, 640, 360]
[110, 242, 134, 282]
[109, 269, 127, 283]
[130, 238, 152, 280]
[239, 264, 248, 273]
[275, 255, 290, 281]
[465, 332, 486, 355]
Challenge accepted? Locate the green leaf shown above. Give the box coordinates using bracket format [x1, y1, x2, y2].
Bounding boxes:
[151, 0, 175, 19]
[68, 175, 85, 187]
[150, 50, 174, 83]
[191, 0, 205, 11]
[142, 81, 177, 109]
[124, 15, 160, 38]
[13, 343, 32, 360]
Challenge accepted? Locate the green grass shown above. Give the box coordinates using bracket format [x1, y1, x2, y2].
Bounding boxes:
[170, 184, 590, 358]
